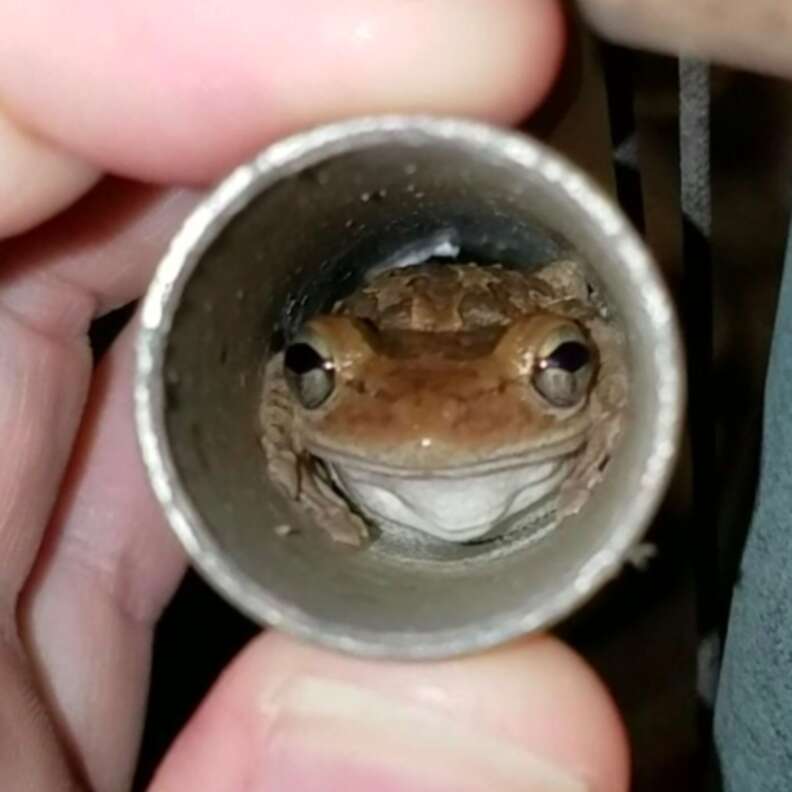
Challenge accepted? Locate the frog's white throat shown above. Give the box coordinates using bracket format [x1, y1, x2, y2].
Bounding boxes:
[323, 450, 583, 543]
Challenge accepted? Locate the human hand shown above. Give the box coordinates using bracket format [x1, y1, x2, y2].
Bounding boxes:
[0, 2, 628, 790]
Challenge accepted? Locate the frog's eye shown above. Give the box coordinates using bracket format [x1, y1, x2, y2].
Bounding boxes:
[284, 331, 335, 409]
[532, 325, 594, 408]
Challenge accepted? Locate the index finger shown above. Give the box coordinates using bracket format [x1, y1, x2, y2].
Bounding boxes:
[0, 0, 564, 184]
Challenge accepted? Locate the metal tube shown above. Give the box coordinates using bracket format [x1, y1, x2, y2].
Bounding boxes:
[135, 116, 685, 659]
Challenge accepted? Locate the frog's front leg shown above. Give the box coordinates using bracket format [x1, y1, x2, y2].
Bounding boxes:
[296, 456, 370, 547]
[260, 354, 368, 547]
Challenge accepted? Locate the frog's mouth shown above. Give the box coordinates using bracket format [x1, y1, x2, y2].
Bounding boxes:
[303, 431, 587, 478]
[319, 443, 582, 543]
[304, 435, 585, 542]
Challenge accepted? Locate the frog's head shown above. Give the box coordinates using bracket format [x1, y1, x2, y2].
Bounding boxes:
[281, 310, 598, 541]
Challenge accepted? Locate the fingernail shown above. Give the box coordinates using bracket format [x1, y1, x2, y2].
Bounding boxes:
[254, 676, 589, 791]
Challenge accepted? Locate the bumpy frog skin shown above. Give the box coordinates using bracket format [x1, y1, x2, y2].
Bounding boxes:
[260, 261, 628, 546]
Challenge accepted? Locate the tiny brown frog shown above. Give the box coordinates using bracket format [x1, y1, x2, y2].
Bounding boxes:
[260, 260, 627, 546]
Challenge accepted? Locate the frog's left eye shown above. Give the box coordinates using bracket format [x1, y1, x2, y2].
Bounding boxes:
[532, 325, 594, 408]
[284, 332, 335, 409]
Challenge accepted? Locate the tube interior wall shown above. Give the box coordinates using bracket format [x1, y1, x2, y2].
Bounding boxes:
[160, 134, 666, 648]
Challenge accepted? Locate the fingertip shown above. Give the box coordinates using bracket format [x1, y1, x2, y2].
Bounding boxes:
[0, 0, 565, 183]
[490, 636, 631, 792]
[152, 632, 628, 792]
[269, 0, 567, 146]
[489, 0, 567, 123]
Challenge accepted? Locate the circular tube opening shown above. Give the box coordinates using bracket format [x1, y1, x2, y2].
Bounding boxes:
[136, 117, 684, 658]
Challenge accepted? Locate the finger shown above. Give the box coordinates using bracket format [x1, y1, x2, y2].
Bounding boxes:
[0, 110, 100, 238]
[0, 181, 197, 792]
[0, 179, 200, 325]
[0, 639, 78, 791]
[0, 182, 198, 792]
[149, 633, 629, 792]
[0, 307, 90, 618]
[0, 283, 91, 791]
[0, 0, 565, 182]
[579, 0, 792, 78]
[22, 319, 186, 792]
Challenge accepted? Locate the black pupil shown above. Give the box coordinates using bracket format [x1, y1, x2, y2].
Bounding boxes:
[544, 341, 591, 373]
[284, 342, 327, 375]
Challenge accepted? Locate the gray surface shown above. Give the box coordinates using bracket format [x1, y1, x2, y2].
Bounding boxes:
[714, 217, 792, 791]
[680, 59, 711, 237]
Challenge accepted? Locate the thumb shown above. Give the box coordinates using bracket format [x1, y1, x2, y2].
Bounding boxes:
[148, 632, 628, 792]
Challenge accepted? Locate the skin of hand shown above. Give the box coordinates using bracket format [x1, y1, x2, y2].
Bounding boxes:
[579, 0, 792, 79]
[0, 2, 629, 791]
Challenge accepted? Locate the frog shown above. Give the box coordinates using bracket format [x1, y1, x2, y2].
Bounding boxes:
[259, 259, 628, 547]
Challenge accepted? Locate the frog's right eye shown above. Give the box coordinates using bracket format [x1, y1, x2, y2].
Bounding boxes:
[532, 323, 594, 409]
[284, 332, 335, 409]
